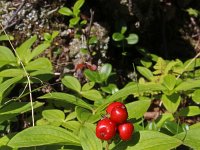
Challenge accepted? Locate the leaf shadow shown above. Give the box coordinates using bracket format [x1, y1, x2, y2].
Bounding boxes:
[112, 131, 140, 150]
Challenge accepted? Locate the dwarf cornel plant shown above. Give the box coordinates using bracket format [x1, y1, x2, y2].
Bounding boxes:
[0, 60, 198, 150]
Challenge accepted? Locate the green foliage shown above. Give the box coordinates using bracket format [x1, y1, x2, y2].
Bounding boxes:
[0, 35, 54, 81]
[0, 19, 199, 150]
[1, 54, 200, 149]
[112, 26, 139, 46]
[58, 0, 86, 27]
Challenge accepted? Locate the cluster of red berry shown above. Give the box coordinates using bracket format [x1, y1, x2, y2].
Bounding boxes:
[96, 102, 134, 141]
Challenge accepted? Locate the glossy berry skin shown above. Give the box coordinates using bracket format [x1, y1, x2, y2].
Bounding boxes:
[106, 102, 125, 115]
[118, 122, 134, 141]
[96, 118, 117, 141]
[110, 106, 128, 124]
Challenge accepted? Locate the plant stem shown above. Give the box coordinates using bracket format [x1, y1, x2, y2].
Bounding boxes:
[106, 142, 109, 150]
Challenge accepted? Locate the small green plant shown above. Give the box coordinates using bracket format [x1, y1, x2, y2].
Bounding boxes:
[0, 35, 54, 82]
[58, 0, 87, 28]
[112, 26, 139, 46]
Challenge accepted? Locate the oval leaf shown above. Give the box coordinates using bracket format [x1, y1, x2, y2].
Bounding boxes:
[0, 69, 25, 77]
[76, 106, 101, 123]
[178, 106, 200, 117]
[175, 128, 200, 149]
[84, 69, 101, 83]
[126, 100, 151, 119]
[27, 43, 50, 62]
[25, 58, 52, 71]
[0, 46, 16, 67]
[100, 63, 112, 82]
[161, 93, 181, 113]
[73, 0, 85, 11]
[7, 125, 80, 148]
[82, 82, 95, 91]
[58, 7, 73, 16]
[175, 79, 200, 91]
[62, 76, 81, 93]
[162, 74, 176, 90]
[112, 33, 124, 41]
[137, 66, 153, 81]
[192, 89, 200, 104]
[81, 90, 102, 101]
[42, 109, 65, 122]
[79, 125, 102, 150]
[16, 35, 37, 63]
[126, 33, 139, 45]
[113, 130, 182, 150]
[39, 92, 93, 111]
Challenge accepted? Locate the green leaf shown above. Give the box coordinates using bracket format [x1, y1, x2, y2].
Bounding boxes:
[0, 69, 25, 77]
[186, 8, 199, 17]
[190, 122, 200, 129]
[113, 130, 182, 150]
[0, 101, 44, 123]
[161, 93, 181, 113]
[61, 76, 81, 93]
[175, 128, 200, 149]
[137, 66, 153, 81]
[126, 33, 139, 45]
[162, 75, 176, 90]
[51, 31, 59, 40]
[175, 79, 200, 91]
[73, 0, 85, 12]
[39, 92, 93, 110]
[0, 76, 22, 103]
[0, 46, 16, 67]
[96, 83, 166, 113]
[44, 33, 52, 41]
[178, 106, 200, 117]
[82, 82, 95, 91]
[69, 17, 80, 27]
[62, 121, 81, 132]
[99, 63, 112, 82]
[112, 33, 124, 41]
[155, 113, 174, 128]
[0, 101, 43, 114]
[29, 70, 53, 81]
[25, 58, 52, 71]
[140, 58, 152, 68]
[120, 26, 127, 34]
[81, 90, 102, 101]
[7, 125, 80, 148]
[27, 43, 50, 62]
[192, 89, 200, 104]
[89, 36, 98, 45]
[16, 35, 37, 64]
[42, 109, 65, 126]
[101, 84, 118, 94]
[84, 69, 101, 83]
[164, 121, 184, 135]
[79, 125, 102, 150]
[58, 7, 73, 16]
[126, 100, 151, 119]
[80, 20, 87, 25]
[65, 111, 77, 121]
[153, 57, 167, 75]
[73, 9, 80, 17]
[76, 106, 101, 123]
[0, 35, 14, 41]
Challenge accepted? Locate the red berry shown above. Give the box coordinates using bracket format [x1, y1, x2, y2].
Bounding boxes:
[96, 118, 117, 141]
[118, 122, 134, 141]
[110, 106, 128, 124]
[75, 63, 85, 70]
[106, 102, 125, 115]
